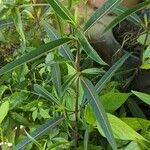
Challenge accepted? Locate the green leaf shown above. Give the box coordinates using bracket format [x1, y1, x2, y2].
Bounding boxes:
[140, 63, 150, 69]
[83, 0, 122, 32]
[42, 21, 74, 61]
[113, 5, 142, 26]
[101, 92, 131, 113]
[104, 1, 150, 33]
[80, 77, 117, 150]
[51, 63, 62, 97]
[34, 84, 60, 105]
[62, 74, 77, 96]
[97, 113, 146, 141]
[132, 90, 150, 105]
[137, 33, 150, 46]
[0, 85, 8, 99]
[0, 101, 9, 124]
[0, 38, 71, 76]
[82, 68, 105, 75]
[78, 31, 107, 65]
[14, 116, 64, 150]
[12, 7, 26, 45]
[95, 52, 131, 94]
[47, 0, 76, 26]
[121, 118, 150, 131]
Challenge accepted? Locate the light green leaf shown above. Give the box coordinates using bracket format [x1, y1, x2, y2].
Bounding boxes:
[101, 92, 131, 113]
[42, 21, 74, 61]
[78, 31, 107, 65]
[14, 116, 64, 150]
[13, 7, 26, 45]
[82, 68, 105, 75]
[104, 1, 150, 33]
[0, 101, 9, 124]
[95, 53, 132, 94]
[140, 63, 150, 69]
[123, 141, 141, 150]
[47, 0, 76, 26]
[0, 38, 71, 76]
[39, 108, 50, 119]
[51, 63, 62, 97]
[132, 90, 150, 105]
[97, 113, 146, 141]
[0, 85, 8, 99]
[81, 77, 117, 150]
[34, 84, 60, 105]
[137, 33, 150, 46]
[83, 0, 122, 32]
[121, 118, 150, 131]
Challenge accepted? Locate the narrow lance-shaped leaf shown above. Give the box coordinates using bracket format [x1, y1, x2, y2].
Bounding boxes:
[78, 31, 107, 65]
[34, 84, 60, 105]
[0, 38, 71, 76]
[51, 63, 62, 97]
[104, 1, 150, 33]
[113, 5, 142, 26]
[14, 116, 64, 150]
[47, 0, 76, 26]
[95, 52, 132, 94]
[83, 0, 122, 32]
[42, 21, 74, 61]
[80, 77, 117, 150]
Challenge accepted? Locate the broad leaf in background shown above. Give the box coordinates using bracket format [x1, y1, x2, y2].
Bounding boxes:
[132, 90, 150, 105]
[78, 31, 107, 65]
[34, 84, 60, 105]
[42, 21, 74, 61]
[0, 38, 71, 76]
[100, 92, 131, 113]
[95, 53, 131, 94]
[121, 117, 150, 131]
[104, 1, 150, 33]
[80, 77, 117, 150]
[0, 101, 9, 124]
[97, 113, 146, 141]
[51, 63, 62, 97]
[47, 0, 76, 26]
[14, 116, 64, 150]
[83, 0, 122, 32]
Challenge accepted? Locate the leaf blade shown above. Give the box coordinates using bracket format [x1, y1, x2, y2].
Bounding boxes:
[14, 116, 64, 150]
[0, 38, 71, 76]
[81, 77, 117, 150]
[83, 0, 122, 32]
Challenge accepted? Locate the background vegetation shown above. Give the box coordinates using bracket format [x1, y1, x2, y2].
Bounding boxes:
[0, 0, 150, 149]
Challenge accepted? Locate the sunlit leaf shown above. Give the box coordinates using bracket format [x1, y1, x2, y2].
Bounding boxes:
[0, 101, 9, 124]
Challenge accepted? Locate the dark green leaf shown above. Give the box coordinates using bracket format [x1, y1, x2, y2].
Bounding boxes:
[34, 84, 60, 105]
[104, 1, 150, 33]
[42, 21, 74, 61]
[80, 77, 117, 150]
[95, 53, 131, 94]
[78, 31, 107, 65]
[51, 63, 62, 97]
[0, 38, 71, 76]
[47, 0, 76, 26]
[14, 116, 64, 150]
[83, 0, 122, 32]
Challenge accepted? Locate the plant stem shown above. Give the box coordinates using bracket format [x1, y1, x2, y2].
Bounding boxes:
[74, 43, 81, 148]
